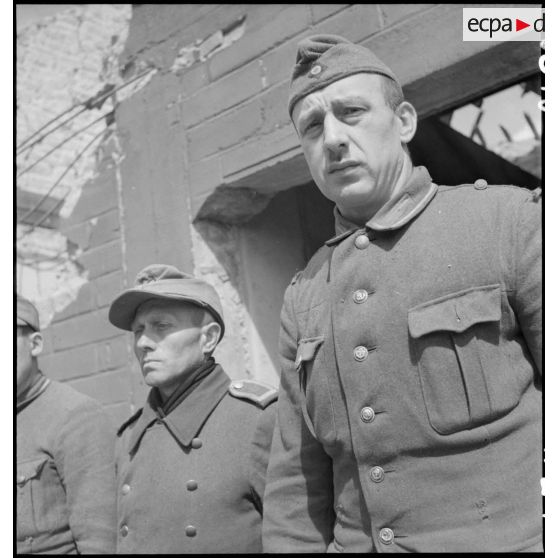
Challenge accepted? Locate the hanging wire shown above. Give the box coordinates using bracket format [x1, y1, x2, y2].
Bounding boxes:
[16, 125, 109, 236]
[17, 112, 109, 178]
[17, 103, 86, 153]
[17, 67, 154, 155]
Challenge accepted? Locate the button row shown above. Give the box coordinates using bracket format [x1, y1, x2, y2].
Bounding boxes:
[353, 289, 368, 304]
[354, 234, 370, 249]
[120, 523, 198, 538]
[360, 406, 375, 422]
[369, 466, 385, 483]
[379, 527, 394, 544]
[353, 346, 368, 361]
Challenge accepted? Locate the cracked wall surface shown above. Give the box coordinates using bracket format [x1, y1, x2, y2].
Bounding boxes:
[16, 4, 135, 425]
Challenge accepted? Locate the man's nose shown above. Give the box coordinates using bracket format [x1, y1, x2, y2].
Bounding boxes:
[323, 114, 347, 156]
[136, 331, 155, 351]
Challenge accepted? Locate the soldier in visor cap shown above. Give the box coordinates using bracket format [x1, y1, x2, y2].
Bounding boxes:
[16, 294, 117, 553]
[263, 35, 542, 552]
[109, 264, 277, 554]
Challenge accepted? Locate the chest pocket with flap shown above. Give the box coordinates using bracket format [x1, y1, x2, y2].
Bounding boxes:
[296, 336, 337, 446]
[17, 457, 49, 537]
[408, 284, 518, 435]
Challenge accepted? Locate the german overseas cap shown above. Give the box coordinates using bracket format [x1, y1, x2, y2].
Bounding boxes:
[108, 264, 225, 340]
[17, 294, 40, 331]
[288, 34, 400, 116]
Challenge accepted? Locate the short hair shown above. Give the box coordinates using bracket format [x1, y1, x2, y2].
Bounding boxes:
[380, 75, 405, 111]
[17, 324, 34, 337]
[381, 75, 412, 155]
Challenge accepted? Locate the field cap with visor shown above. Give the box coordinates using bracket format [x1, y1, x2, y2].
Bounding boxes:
[17, 294, 41, 332]
[108, 264, 225, 341]
[287, 34, 400, 117]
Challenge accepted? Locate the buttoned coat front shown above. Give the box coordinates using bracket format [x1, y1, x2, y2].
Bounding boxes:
[263, 169, 542, 553]
[16, 379, 117, 554]
[115, 365, 276, 554]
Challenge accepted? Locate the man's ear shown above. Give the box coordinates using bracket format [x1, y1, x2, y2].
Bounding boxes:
[200, 322, 222, 356]
[396, 101, 418, 144]
[29, 331, 44, 358]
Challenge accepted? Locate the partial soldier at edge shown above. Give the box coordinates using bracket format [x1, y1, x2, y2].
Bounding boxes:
[16, 294, 117, 554]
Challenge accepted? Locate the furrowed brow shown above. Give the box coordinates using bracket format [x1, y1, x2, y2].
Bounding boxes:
[297, 106, 324, 131]
[332, 95, 369, 107]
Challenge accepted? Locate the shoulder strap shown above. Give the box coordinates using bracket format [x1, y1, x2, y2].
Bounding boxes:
[228, 379, 278, 409]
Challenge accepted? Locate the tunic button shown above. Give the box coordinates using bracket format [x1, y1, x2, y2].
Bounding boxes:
[353, 346, 368, 361]
[379, 527, 394, 544]
[25, 536, 33, 544]
[360, 407, 375, 422]
[232, 380, 243, 389]
[17, 475, 26, 484]
[121, 484, 131, 495]
[120, 525, 129, 537]
[186, 480, 198, 491]
[310, 64, 322, 76]
[474, 178, 488, 190]
[370, 466, 385, 483]
[185, 525, 197, 537]
[354, 234, 370, 249]
[191, 438, 203, 449]
[353, 289, 368, 304]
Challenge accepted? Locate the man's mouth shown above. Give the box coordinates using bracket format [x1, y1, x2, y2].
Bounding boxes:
[142, 359, 159, 368]
[328, 161, 360, 174]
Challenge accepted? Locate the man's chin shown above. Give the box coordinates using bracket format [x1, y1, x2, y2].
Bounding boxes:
[142, 370, 165, 388]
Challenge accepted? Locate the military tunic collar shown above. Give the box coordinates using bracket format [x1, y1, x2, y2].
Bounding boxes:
[127, 365, 230, 454]
[16, 372, 50, 413]
[330, 166, 437, 242]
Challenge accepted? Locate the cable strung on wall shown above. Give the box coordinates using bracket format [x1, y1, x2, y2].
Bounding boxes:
[17, 112, 110, 178]
[16, 67, 153, 155]
[16, 125, 111, 240]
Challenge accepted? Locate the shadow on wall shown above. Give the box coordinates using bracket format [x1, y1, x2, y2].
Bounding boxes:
[192, 183, 334, 385]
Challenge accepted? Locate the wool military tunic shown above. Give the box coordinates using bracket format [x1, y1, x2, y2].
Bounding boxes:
[17, 378, 117, 554]
[263, 167, 542, 553]
[115, 365, 277, 554]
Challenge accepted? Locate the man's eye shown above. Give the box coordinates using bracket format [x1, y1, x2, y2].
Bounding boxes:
[343, 106, 364, 116]
[303, 121, 321, 135]
[133, 327, 144, 336]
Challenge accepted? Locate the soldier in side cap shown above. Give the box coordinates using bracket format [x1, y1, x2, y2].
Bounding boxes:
[262, 35, 542, 552]
[109, 264, 277, 554]
[16, 294, 117, 554]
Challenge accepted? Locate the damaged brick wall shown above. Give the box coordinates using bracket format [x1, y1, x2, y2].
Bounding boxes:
[16, 5, 136, 425]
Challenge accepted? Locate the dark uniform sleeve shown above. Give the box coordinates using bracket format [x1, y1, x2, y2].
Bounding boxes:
[263, 280, 335, 552]
[510, 189, 542, 374]
[54, 400, 117, 554]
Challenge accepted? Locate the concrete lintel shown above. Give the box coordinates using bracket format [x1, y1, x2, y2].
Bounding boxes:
[405, 41, 540, 119]
[192, 146, 312, 224]
[194, 185, 275, 225]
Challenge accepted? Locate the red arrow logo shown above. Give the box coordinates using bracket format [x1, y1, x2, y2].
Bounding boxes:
[516, 18, 530, 32]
